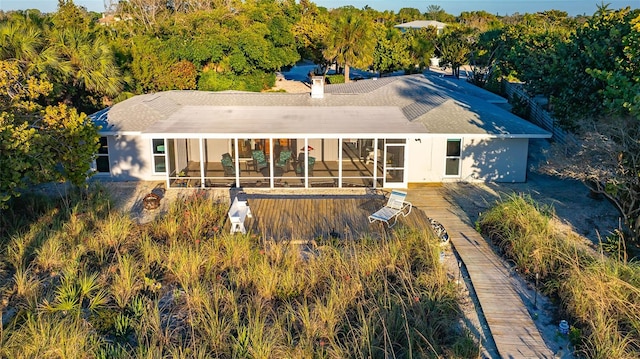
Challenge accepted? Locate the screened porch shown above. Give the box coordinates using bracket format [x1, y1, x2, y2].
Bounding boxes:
[157, 137, 407, 189]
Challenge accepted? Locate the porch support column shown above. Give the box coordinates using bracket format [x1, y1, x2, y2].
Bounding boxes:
[233, 138, 240, 188]
[304, 138, 309, 188]
[338, 138, 343, 188]
[269, 137, 274, 188]
[164, 137, 170, 189]
[372, 138, 378, 189]
[199, 137, 205, 188]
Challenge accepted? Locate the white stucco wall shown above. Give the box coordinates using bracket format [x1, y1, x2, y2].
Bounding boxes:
[408, 136, 529, 183]
[101, 134, 530, 184]
[463, 138, 529, 182]
[203, 139, 229, 162]
[95, 135, 165, 181]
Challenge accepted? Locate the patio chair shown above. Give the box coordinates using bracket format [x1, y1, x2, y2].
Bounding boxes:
[251, 150, 268, 172]
[368, 190, 412, 228]
[275, 149, 292, 172]
[221, 153, 235, 176]
[295, 155, 315, 176]
[366, 149, 382, 164]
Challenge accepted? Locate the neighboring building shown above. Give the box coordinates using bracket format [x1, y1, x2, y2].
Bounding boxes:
[89, 73, 550, 190]
[97, 13, 132, 26]
[394, 20, 447, 35]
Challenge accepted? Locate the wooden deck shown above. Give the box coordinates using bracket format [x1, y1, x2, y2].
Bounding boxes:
[225, 188, 553, 358]
[408, 187, 553, 358]
[236, 192, 431, 241]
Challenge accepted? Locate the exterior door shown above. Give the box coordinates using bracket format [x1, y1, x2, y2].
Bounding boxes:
[383, 142, 407, 188]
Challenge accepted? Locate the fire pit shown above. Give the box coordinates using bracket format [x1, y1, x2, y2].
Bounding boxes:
[142, 192, 161, 210]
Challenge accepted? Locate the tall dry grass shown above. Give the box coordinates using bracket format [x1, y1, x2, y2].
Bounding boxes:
[0, 185, 476, 358]
[477, 193, 640, 357]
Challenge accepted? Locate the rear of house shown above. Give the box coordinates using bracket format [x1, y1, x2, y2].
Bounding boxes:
[90, 74, 550, 189]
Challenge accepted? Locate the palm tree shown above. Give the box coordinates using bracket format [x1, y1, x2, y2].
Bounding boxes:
[324, 10, 375, 83]
[0, 22, 63, 74]
[50, 28, 123, 101]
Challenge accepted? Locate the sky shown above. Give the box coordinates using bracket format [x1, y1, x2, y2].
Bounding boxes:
[1, 0, 638, 16]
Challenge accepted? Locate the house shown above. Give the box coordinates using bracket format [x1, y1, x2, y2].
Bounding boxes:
[394, 20, 447, 35]
[89, 73, 550, 190]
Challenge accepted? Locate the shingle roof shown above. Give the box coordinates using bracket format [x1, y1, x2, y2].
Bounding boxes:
[91, 73, 550, 139]
[394, 20, 447, 30]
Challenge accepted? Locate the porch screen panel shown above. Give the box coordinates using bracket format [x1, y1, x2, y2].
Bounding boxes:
[341, 138, 375, 188]
[168, 139, 200, 188]
[310, 138, 338, 188]
[238, 137, 271, 188]
[273, 138, 296, 187]
[204, 138, 236, 188]
[185, 139, 202, 178]
[174, 139, 188, 176]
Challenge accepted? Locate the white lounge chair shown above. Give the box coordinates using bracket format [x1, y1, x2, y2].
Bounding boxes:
[228, 196, 252, 234]
[368, 190, 412, 228]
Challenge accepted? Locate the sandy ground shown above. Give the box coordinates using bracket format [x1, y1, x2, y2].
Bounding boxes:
[269, 78, 311, 93]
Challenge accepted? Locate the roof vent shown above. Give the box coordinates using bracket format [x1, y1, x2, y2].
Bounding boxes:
[311, 76, 324, 99]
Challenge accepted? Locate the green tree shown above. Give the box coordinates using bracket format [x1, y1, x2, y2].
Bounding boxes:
[324, 8, 375, 82]
[436, 29, 472, 78]
[50, 27, 123, 106]
[38, 103, 100, 187]
[129, 36, 173, 93]
[424, 5, 455, 23]
[468, 29, 503, 89]
[0, 21, 60, 78]
[0, 60, 99, 208]
[53, 0, 91, 30]
[496, 12, 573, 92]
[120, 0, 300, 93]
[291, 0, 330, 66]
[405, 27, 437, 69]
[372, 25, 411, 75]
[457, 11, 502, 32]
[533, 7, 640, 243]
[397, 7, 421, 23]
[586, 11, 640, 120]
[540, 6, 638, 125]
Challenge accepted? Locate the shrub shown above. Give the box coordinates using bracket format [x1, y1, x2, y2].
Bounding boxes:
[0, 188, 476, 358]
[477, 194, 640, 357]
[326, 74, 345, 84]
[198, 71, 276, 92]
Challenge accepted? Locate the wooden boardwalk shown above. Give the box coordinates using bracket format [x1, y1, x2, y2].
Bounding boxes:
[409, 187, 553, 358]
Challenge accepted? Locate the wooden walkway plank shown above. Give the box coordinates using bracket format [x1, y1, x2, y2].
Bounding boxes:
[408, 187, 553, 358]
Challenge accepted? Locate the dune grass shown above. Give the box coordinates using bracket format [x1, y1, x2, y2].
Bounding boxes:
[477, 193, 640, 358]
[0, 185, 476, 358]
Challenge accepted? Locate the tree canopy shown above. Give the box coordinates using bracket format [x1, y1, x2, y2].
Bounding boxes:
[474, 6, 640, 243]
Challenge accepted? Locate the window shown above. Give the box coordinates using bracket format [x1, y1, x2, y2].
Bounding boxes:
[152, 139, 166, 173]
[95, 136, 110, 173]
[445, 139, 461, 176]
